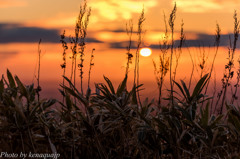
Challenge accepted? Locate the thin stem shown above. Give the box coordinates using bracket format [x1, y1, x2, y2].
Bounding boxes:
[134, 8, 145, 108]
[37, 39, 41, 102]
[168, 3, 177, 107]
[125, 20, 133, 77]
[88, 48, 95, 89]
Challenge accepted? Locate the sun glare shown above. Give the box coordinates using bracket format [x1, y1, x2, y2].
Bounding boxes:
[140, 48, 152, 57]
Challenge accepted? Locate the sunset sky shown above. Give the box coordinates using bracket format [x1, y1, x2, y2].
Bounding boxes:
[1, 0, 240, 100]
[1, 0, 240, 46]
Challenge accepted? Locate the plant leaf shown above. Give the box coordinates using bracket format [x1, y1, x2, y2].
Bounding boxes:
[7, 69, 16, 88]
[117, 75, 127, 96]
[192, 73, 209, 99]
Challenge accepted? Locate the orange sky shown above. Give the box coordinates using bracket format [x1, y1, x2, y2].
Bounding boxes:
[1, 0, 240, 100]
[1, 0, 240, 45]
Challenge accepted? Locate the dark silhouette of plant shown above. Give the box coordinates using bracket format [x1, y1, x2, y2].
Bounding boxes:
[60, 30, 68, 89]
[215, 10, 240, 114]
[173, 20, 185, 84]
[125, 20, 133, 77]
[204, 23, 221, 114]
[36, 39, 42, 102]
[87, 48, 95, 89]
[0, 70, 56, 153]
[68, 0, 91, 94]
[2, 1, 240, 158]
[152, 13, 170, 106]
[133, 8, 145, 107]
[174, 74, 211, 120]
[231, 57, 240, 104]
[168, 3, 177, 107]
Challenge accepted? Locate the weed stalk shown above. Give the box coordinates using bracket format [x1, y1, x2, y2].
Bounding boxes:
[87, 48, 95, 89]
[37, 39, 42, 102]
[133, 8, 145, 107]
[168, 3, 177, 107]
[216, 11, 239, 114]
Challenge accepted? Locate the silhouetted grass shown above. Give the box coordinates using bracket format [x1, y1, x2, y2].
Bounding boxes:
[2, 1, 240, 159]
[152, 12, 170, 107]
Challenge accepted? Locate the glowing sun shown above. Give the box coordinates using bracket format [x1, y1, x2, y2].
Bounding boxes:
[140, 48, 152, 57]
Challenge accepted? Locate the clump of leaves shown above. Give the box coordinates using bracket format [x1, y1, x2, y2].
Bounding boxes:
[0, 70, 56, 153]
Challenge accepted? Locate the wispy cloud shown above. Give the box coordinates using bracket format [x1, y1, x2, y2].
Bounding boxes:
[89, 0, 157, 21]
[177, 0, 221, 13]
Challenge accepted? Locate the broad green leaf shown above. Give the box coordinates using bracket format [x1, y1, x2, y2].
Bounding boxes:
[0, 79, 4, 93]
[104, 76, 115, 94]
[117, 75, 127, 96]
[15, 75, 27, 97]
[181, 80, 190, 101]
[86, 87, 91, 101]
[200, 102, 209, 128]
[62, 85, 87, 106]
[173, 80, 187, 101]
[65, 93, 72, 111]
[7, 69, 16, 88]
[131, 84, 137, 105]
[42, 99, 56, 110]
[96, 83, 114, 101]
[62, 76, 81, 95]
[29, 104, 41, 119]
[192, 73, 209, 99]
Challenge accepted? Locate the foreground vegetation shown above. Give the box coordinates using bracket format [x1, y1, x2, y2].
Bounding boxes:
[1, 1, 240, 158]
[1, 70, 240, 158]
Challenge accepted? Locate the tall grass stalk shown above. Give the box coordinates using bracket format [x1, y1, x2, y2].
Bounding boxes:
[69, 0, 91, 94]
[37, 39, 42, 102]
[70, 25, 78, 84]
[168, 3, 177, 106]
[87, 48, 95, 89]
[204, 23, 221, 112]
[133, 8, 145, 106]
[216, 10, 239, 114]
[153, 57, 169, 106]
[187, 47, 195, 90]
[173, 20, 185, 83]
[153, 13, 170, 106]
[78, 2, 91, 94]
[125, 20, 133, 77]
[194, 45, 210, 79]
[60, 30, 68, 102]
[231, 57, 240, 104]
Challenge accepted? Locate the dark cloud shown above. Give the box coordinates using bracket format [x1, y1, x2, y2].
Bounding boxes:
[0, 23, 60, 43]
[111, 29, 125, 33]
[0, 23, 102, 43]
[109, 41, 138, 49]
[85, 38, 103, 43]
[109, 32, 237, 49]
[110, 29, 138, 34]
[180, 33, 230, 47]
